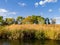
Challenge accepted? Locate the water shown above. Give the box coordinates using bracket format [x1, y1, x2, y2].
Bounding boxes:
[0, 39, 60, 45]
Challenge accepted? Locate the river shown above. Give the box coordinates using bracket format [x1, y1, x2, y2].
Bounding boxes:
[0, 39, 60, 45]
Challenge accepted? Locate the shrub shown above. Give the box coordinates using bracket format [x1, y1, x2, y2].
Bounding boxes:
[44, 30, 57, 40]
[6, 29, 24, 40]
[22, 30, 36, 39]
[35, 30, 46, 40]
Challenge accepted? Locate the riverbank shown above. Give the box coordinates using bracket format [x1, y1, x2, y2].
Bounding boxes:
[0, 24, 60, 40]
[0, 39, 60, 45]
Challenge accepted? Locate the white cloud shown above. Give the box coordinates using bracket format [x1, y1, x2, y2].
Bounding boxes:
[18, 2, 26, 7]
[0, 9, 16, 17]
[39, 1, 46, 5]
[45, 0, 57, 2]
[48, 9, 53, 12]
[34, 2, 39, 7]
[35, 0, 57, 6]
[0, 9, 8, 12]
[39, 0, 57, 5]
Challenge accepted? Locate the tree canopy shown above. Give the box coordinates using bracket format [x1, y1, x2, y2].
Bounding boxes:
[0, 15, 53, 25]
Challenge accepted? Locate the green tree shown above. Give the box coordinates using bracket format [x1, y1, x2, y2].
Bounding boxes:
[0, 16, 4, 25]
[31, 15, 38, 24]
[16, 16, 24, 24]
[22, 15, 45, 24]
[37, 16, 45, 24]
[5, 18, 15, 25]
[45, 18, 50, 24]
[22, 16, 33, 24]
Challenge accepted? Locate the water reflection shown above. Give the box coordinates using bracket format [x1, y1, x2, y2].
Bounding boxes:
[0, 39, 60, 45]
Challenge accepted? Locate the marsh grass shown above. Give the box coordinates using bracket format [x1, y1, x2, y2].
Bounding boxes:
[0, 24, 60, 40]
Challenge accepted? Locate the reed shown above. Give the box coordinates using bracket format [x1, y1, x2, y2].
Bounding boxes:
[0, 24, 60, 40]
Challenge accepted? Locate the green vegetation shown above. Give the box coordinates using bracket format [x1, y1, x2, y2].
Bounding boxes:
[0, 15, 57, 40]
[0, 15, 53, 25]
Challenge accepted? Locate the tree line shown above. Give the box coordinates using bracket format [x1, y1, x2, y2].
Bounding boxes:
[0, 15, 56, 25]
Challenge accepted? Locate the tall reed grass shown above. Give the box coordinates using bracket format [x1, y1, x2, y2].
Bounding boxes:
[0, 24, 60, 40]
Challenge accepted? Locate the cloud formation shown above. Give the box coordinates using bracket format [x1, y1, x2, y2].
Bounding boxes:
[39, 0, 57, 5]
[35, 0, 57, 7]
[0, 9, 16, 17]
[34, 2, 39, 7]
[0, 9, 8, 12]
[18, 2, 26, 7]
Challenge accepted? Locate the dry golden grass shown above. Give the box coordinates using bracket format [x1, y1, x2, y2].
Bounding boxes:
[5, 24, 60, 31]
[1, 24, 60, 40]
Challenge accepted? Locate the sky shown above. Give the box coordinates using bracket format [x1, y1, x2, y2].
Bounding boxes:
[0, 0, 60, 20]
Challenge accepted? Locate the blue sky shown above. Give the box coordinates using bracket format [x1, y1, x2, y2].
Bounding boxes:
[0, 0, 60, 19]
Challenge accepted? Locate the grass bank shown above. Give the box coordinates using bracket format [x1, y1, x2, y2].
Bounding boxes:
[0, 24, 60, 40]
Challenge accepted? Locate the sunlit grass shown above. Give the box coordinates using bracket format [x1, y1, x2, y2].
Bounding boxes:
[0, 24, 60, 40]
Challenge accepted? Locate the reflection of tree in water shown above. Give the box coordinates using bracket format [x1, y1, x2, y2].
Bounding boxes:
[43, 40, 60, 45]
[0, 39, 60, 45]
[55, 40, 60, 45]
[0, 39, 10, 45]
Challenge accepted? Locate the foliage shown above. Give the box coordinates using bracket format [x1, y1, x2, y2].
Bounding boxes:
[22, 15, 45, 24]
[0, 15, 51, 25]
[5, 18, 15, 25]
[35, 30, 46, 40]
[22, 16, 34, 24]
[37, 16, 45, 24]
[45, 18, 50, 24]
[16, 16, 24, 24]
[0, 16, 4, 25]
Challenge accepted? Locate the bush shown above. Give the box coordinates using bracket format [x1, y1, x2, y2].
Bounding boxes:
[22, 30, 36, 39]
[6, 29, 24, 40]
[35, 30, 46, 40]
